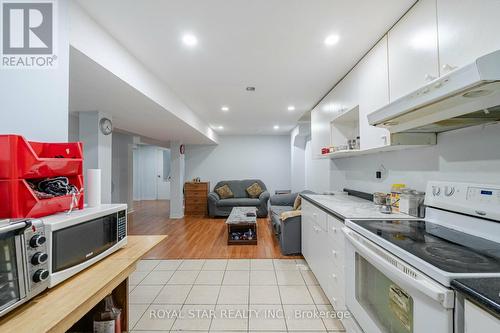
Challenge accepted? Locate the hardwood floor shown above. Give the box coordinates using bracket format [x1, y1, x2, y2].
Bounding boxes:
[128, 200, 302, 259]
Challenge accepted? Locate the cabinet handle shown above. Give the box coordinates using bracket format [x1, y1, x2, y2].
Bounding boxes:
[424, 74, 437, 82]
[331, 250, 337, 257]
[442, 64, 457, 73]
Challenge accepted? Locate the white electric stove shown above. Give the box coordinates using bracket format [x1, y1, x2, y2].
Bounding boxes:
[343, 181, 500, 333]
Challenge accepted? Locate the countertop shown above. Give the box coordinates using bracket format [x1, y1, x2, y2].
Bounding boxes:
[301, 193, 415, 220]
[452, 278, 500, 318]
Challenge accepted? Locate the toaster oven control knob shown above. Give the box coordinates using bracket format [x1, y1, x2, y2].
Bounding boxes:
[31, 252, 48, 265]
[33, 269, 49, 283]
[30, 235, 46, 248]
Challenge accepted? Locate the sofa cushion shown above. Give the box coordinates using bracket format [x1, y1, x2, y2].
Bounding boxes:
[246, 182, 264, 198]
[217, 198, 261, 207]
[215, 185, 234, 199]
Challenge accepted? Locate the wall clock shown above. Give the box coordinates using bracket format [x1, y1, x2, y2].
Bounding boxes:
[99, 117, 113, 136]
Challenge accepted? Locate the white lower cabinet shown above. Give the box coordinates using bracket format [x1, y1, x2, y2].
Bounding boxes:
[464, 300, 500, 332]
[301, 200, 347, 311]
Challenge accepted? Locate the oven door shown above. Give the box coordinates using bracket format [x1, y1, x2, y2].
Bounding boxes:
[0, 222, 28, 317]
[343, 227, 454, 333]
[51, 213, 117, 273]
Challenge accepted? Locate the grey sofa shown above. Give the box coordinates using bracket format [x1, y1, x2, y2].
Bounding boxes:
[208, 179, 270, 218]
[270, 191, 315, 255]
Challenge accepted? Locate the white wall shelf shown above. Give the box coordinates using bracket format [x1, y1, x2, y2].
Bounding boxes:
[319, 132, 437, 159]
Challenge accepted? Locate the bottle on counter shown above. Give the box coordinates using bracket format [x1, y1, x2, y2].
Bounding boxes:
[93, 294, 122, 333]
[390, 184, 407, 212]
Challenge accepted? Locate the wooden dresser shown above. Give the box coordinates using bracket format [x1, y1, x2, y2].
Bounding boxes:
[184, 181, 210, 216]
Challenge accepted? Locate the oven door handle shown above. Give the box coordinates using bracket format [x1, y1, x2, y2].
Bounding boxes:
[0, 221, 29, 234]
[343, 227, 455, 309]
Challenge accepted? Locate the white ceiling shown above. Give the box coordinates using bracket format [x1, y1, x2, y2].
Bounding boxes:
[76, 0, 415, 135]
[69, 47, 217, 145]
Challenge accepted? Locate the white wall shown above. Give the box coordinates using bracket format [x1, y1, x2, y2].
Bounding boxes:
[305, 139, 331, 194]
[79, 111, 112, 204]
[0, 0, 69, 142]
[112, 132, 133, 206]
[328, 123, 500, 193]
[290, 126, 306, 193]
[185, 135, 291, 195]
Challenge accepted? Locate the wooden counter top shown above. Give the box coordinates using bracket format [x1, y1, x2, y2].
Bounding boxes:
[0, 235, 166, 333]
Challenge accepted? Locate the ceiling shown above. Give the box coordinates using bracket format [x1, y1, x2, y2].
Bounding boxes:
[69, 47, 217, 145]
[76, 0, 415, 135]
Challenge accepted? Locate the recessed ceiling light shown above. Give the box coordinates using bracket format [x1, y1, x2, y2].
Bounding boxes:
[182, 34, 198, 47]
[221, 106, 229, 112]
[324, 34, 340, 46]
[273, 125, 280, 130]
[287, 105, 295, 111]
[217, 125, 224, 130]
[246, 86, 256, 92]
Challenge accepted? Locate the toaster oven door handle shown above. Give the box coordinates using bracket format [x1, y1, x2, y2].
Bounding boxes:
[0, 221, 29, 234]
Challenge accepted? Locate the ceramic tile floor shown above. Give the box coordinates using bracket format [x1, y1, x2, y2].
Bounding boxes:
[128, 259, 345, 332]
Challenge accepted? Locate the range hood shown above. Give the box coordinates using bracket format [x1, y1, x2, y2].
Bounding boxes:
[369, 50, 500, 133]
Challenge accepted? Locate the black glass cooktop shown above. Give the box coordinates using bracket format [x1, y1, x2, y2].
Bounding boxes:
[350, 219, 500, 273]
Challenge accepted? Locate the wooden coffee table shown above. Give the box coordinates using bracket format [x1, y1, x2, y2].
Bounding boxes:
[226, 207, 258, 245]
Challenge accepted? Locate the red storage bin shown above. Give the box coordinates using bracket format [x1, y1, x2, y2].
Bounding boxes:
[0, 176, 84, 218]
[0, 135, 83, 179]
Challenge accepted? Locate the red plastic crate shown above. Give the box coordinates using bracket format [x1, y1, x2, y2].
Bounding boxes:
[0, 135, 83, 179]
[0, 176, 84, 219]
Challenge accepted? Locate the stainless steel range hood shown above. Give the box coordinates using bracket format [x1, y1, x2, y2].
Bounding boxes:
[368, 50, 500, 133]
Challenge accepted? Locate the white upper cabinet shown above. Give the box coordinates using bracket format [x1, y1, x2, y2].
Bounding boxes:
[357, 36, 391, 150]
[388, 0, 439, 101]
[437, 0, 500, 74]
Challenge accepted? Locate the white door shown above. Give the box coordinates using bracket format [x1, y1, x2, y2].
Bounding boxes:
[156, 149, 171, 200]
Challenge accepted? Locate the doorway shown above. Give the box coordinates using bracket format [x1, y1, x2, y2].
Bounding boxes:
[156, 148, 171, 200]
[132, 145, 171, 201]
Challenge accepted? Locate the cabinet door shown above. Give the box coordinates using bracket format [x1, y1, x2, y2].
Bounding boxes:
[357, 36, 391, 150]
[388, 0, 439, 100]
[438, 0, 500, 73]
[464, 300, 500, 332]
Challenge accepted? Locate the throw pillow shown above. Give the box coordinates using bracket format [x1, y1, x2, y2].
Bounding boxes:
[215, 184, 234, 199]
[246, 182, 264, 198]
[293, 195, 302, 210]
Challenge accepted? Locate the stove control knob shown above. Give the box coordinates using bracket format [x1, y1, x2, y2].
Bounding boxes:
[444, 186, 455, 197]
[432, 186, 441, 196]
[31, 252, 48, 265]
[33, 269, 49, 283]
[30, 235, 46, 248]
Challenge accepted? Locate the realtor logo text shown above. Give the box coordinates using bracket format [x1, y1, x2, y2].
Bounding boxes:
[1, 0, 57, 68]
